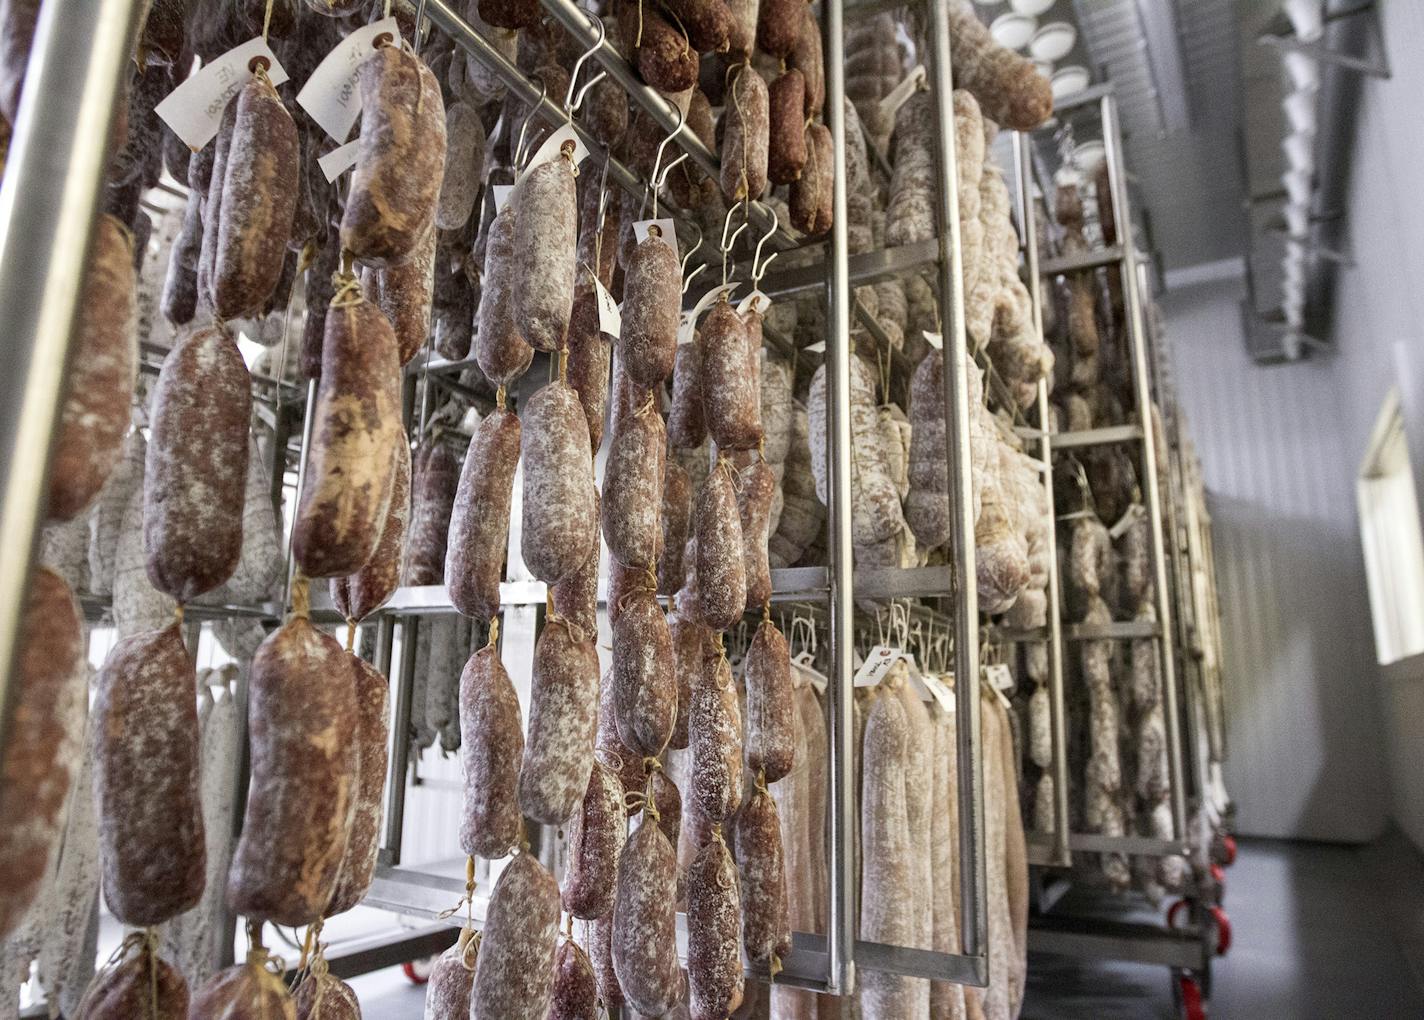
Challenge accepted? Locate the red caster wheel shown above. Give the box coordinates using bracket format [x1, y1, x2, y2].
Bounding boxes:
[1209, 905, 1232, 956]
[1222, 835, 1237, 866]
[1210, 862, 1226, 900]
[403, 957, 435, 985]
[1177, 973, 1207, 1020]
[1167, 898, 1190, 930]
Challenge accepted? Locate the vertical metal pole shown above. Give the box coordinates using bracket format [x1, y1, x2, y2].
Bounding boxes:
[0, 0, 145, 760]
[1102, 94, 1188, 841]
[378, 616, 408, 864]
[282, 378, 319, 607]
[926, 0, 987, 969]
[822, 0, 856, 996]
[1011, 132, 1072, 868]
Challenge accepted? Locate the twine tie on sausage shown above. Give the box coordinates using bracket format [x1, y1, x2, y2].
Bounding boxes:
[261, 0, 277, 41]
[290, 572, 312, 620]
[635, 0, 645, 48]
[345, 620, 358, 650]
[496, 384, 507, 410]
[459, 926, 482, 971]
[437, 857, 479, 922]
[558, 344, 570, 382]
[486, 615, 500, 648]
[330, 264, 364, 309]
[173, 603, 185, 625]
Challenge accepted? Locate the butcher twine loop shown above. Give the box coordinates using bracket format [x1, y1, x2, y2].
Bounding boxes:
[486, 615, 500, 647]
[330, 267, 364, 309]
[261, 0, 276, 40]
[459, 926, 482, 971]
[496, 384, 507, 410]
[290, 572, 312, 620]
[345, 620, 358, 650]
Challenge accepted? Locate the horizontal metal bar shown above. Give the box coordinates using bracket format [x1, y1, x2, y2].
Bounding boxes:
[1051, 424, 1145, 449]
[1257, 31, 1389, 79]
[293, 925, 461, 981]
[856, 939, 988, 987]
[79, 594, 281, 624]
[364, 866, 482, 920]
[1039, 245, 1125, 276]
[1029, 917, 1209, 969]
[1052, 82, 1115, 116]
[744, 237, 940, 303]
[1066, 832, 1190, 856]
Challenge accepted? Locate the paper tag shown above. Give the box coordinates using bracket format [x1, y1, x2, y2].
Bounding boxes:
[923, 330, 943, 351]
[792, 651, 828, 695]
[920, 672, 957, 715]
[514, 124, 590, 189]
[805, 340, 826, 354]
[985, 663, 1014, 693]
[679, 282, 740, 345]
[879, 64, 926, 123]
[156, 38, 290, 150]
[592, 275, 621, 338]
[296, 18, 400, 143]
[633, 217, 678, 252]
[318, 139, 360, 182]
[1109, 502, 1145, 540]
[903, 655, 935, 703]
[676, 311, 696, 346]
[853, 644, 900, 688]
[492, 184, 514, 213]
[737, 290, 772, 316]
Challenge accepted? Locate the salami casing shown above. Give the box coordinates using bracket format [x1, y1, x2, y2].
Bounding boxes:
[667, 340, 706, 449]
[690, 647, 743, 822]
[612, 591, 677, 757]
[294, 973, 358, 1019]
[687, 830, 744, 1020]
[721, 63, 769, 201]
[611, 819, 683, 1016]
[603, 401, 667, 570]
[767, 70, 807, 185]
[694, 461, 747, 630]
[566, 288, 611, 450]
[368, 222, 438, 365]
[562, 760, 627, 920]
[658, 461, 694, 597]
[745, 619, 794, 782]
[228, 615, 358, 926]
[423, 928, 478, 1019]
[737, 456, 776, 611]
[551, 939, 599, 1020]
[513, 155, 578, 351]
[447, 408, 520, 620]
[459, 644, 524, 859]
[597, 667, 647, 811]
[78, 943, 189, 1019]
[144, 325, 251, 601]
[404, 436, 459, 586]
[48, 213, 137, 522]
[474, 207, 534, 385]
[521, 381, 597, 583]
[519, 617, 601, 825]
[701, 300, 762, 450]
[325, 654, 390, 916]
[471, 852, 560, 1020]
[734, 785, 788, 966]
[330, 438, 410, 622]
[292, 290, 402, 578]
[619, 235, 681, 388]
[95, 622, 205, 926]
[666, 607, 706, 751]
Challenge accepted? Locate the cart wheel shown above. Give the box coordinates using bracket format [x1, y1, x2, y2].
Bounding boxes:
[1177, 973, 1206, 1020]
[1167, 898, 1190, 930]
[402, 957, 435, 985]
[1209, 905, 1232, 956]
[1212, 833, 1237, 867]
[1210, 862, 1226, 900]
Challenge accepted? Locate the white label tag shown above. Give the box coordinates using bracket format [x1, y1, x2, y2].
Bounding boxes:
[492, 183, 514, 213]
[514, 124, 590, 189]
[677, 311, 695, 346]
[633, 217, 678, 253]
[792, 651, 828, 694]
[592, 275, 621, 338]
[853, 644, 900, 687]
[318, 139, 360, 182]
[923, 330, 943, 351]
[296, 18, 400, 143]
[1109, 502, 1145, 540]
[737, 290, 771, 316]
[920, 672, 957, 715]
[156, 38, 290, 150]
[985, 663, 1014, 693]
[679, 282, 740, 346]
[805, 339, 826, 354]
[879, 64, 926, 123]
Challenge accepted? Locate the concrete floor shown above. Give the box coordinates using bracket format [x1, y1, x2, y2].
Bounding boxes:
[350, 838, 1424, 1018]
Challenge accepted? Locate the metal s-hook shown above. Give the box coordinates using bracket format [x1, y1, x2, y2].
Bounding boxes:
[719, 199, 749, 288]
[750, 202, 780, 287]
[565, 13, 608, 120]
[513, 78, 550, 171]
[679, 226, 705, 295]
[647, 105, 687, 219]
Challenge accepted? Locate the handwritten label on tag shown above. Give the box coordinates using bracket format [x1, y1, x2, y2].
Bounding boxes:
[853, 644, 900, 688]
[514, 124, 590, 189]
[792, 651, 828, 694]
[156, 38, 290, 150]
[592, 275, 621, 338]
[633, 217, 678, 252]
[923, 330, 943, 350]
[1109, 502, 1145, 540]
[492, 184, 514, 213]
[737, 290, 771, 316]
[318, 139, 360, 182]
[879, 64, 926, 122]
[676, 311, 696, 346]
[920, 672, 957, 714]
[297, 18, 399, 143]
[985, 663, 1014, 693]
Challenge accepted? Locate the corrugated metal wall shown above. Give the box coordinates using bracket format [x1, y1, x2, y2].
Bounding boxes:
[1160, 270, 1388, 842]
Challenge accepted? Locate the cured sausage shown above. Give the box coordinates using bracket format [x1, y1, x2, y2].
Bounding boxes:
[341, 46, 446, 265]
[471, 852, 560, 1020]
[581, 917, 622, 1011]
[423, 928, 478, 1019]
[325, 654, 390, 917]
[611, 818, 683, 1017]
[438, 101, 486, 232]
[734, 784, 789, 967]
[566, 288, 612, 450]
[459, 642, 524, 859]
[737, 456, 776, 611]
[292, 289, 403, 578]
[447, 408, 520, 621]
[788, 7, 824, 116]
[602, 400, 667, 570]
[521, 381, 598, 584]
[745, 619, 794, 783]
[78, 940, 189, 1019]
[474, 207, 534, 385]
[701, 300, 761, 450]
[48, 213, 137, 522]
[596, 667, 647, 811]
[294, 973, 358, 1019]
[562, 760, 627, 920]
[513, 154, 578, 352]
[552, 487, 601, 642]
[551, 939, 599, 1020]
[721, 63, 768, 201]
[518, 617, 601, 826]
[612, 591, 676, 757]
[404, 436, 459, 587]
[620, 0, 699, 93]
[196, 101, 237, 313]
[690, 646, 743, 822]
[767, 70, 807, 185]
[756, 0, 802, 58]
[694, 460, 747, 631]
[368, 222, 438, 365]
[144, 325, 251, 601]
[0, 567, 85, 939]
[666, 607, 706, 751]
[212, 74, 299, 320]
[658, 461, 694, 597]
[667, 335, 706, 449]
[661, 0, 731, 52]
[94, 622, 205, 926]
[687, 829, 744, 1020]
[228, 612, 358, 926]
[329, 438, 410, 622]
[619, 234, 681, 388]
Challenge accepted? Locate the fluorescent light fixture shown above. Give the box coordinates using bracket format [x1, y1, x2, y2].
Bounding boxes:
[1010, 0, 1056, 14]
[1282, 90, 1317, 134]
[1029, 21, 1075, 61]
[1283, 132, 1314, 172]
[990, 12, 1037, 50]
[1050, 65, 1091, 100]
[1283, 52, 1320, 93]
[1284, 0, 1324, 42]
[1284, 203, 1310, 238]
[1282, 168, 1313, 206]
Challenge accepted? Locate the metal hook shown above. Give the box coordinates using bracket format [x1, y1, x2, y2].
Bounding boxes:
[679, 227, 705, 295]
[750, 203, 780, 286]
[565, 14, 608, 118]
[647, 105, 686, 219]
[513, 78, 550, 170]
[719, 199, 749, 288]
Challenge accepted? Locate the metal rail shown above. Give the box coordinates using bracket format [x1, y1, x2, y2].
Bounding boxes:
[0, 0, 146, 784]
